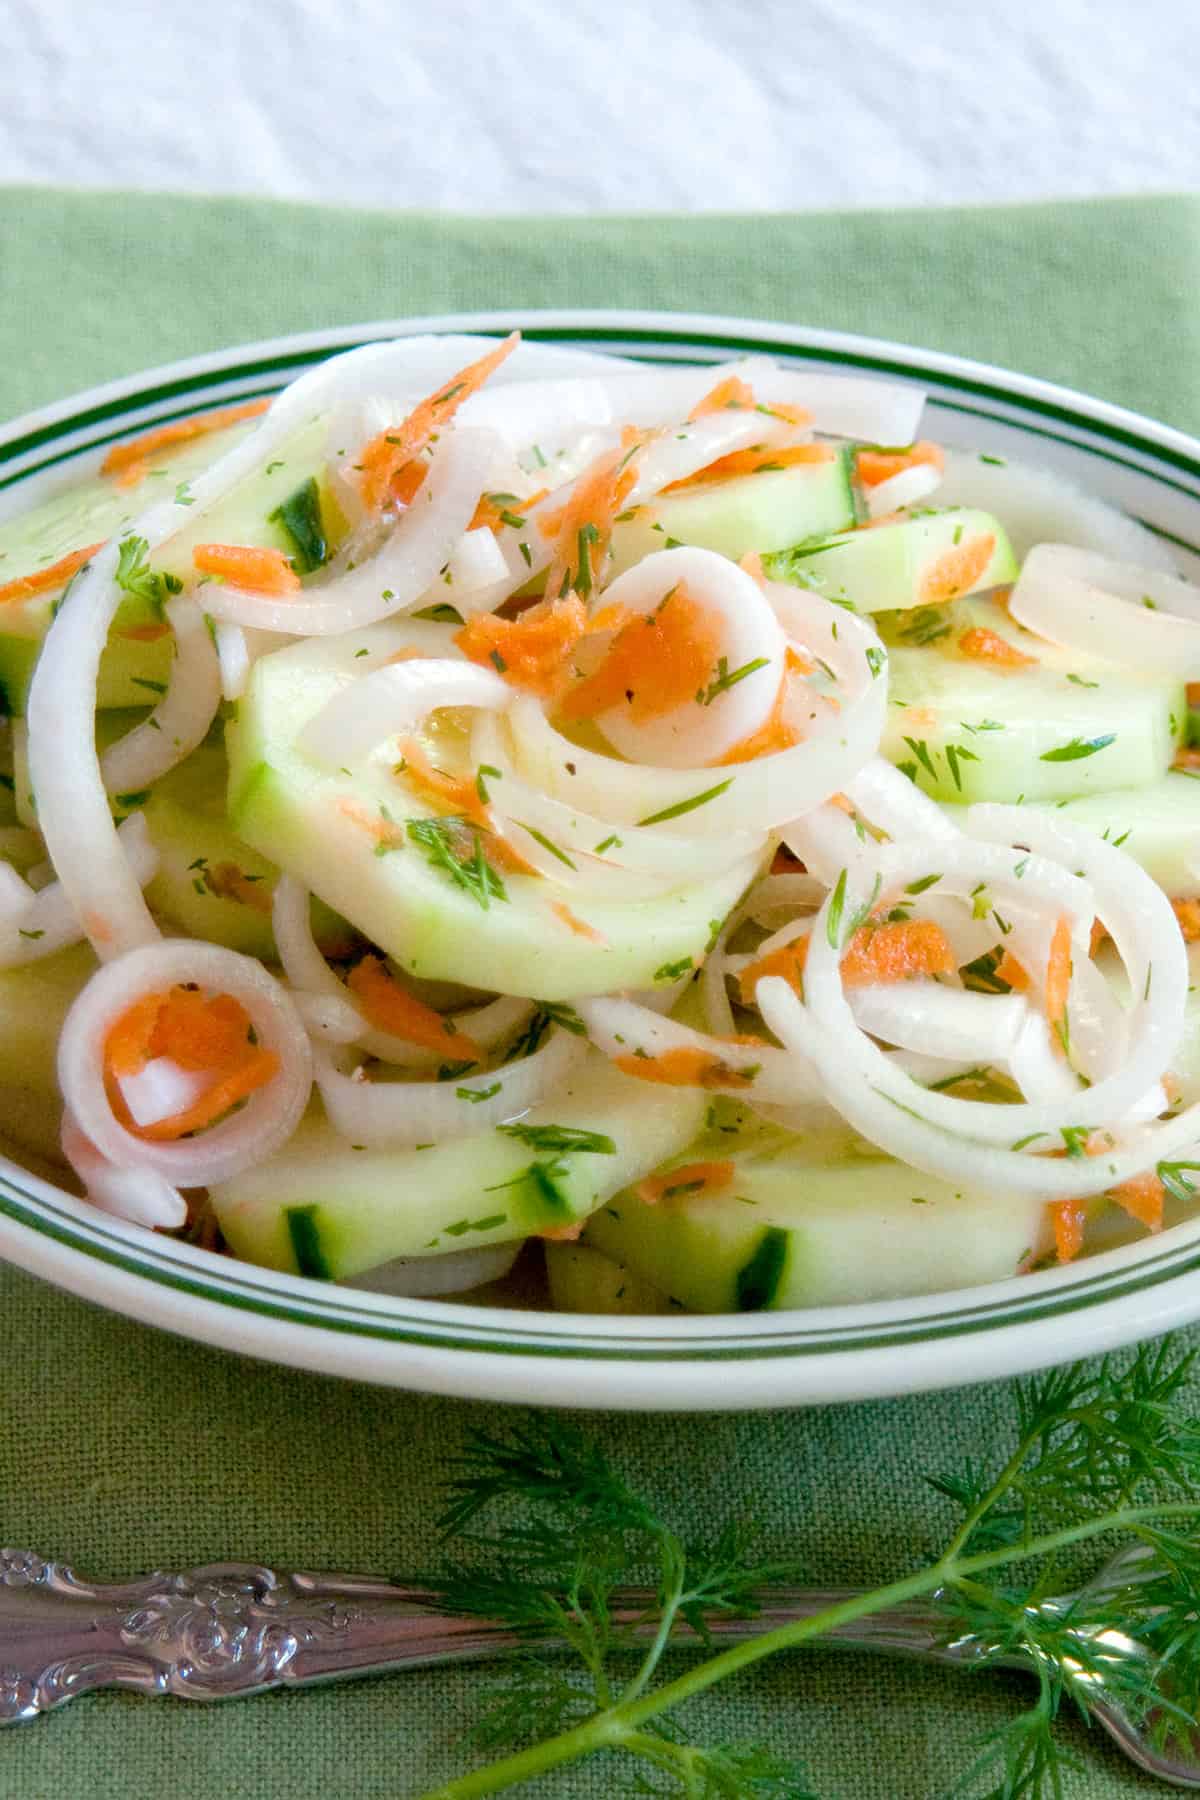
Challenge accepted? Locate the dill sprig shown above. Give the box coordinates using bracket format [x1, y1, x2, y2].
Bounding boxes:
[415, 1342, 1200, 1798]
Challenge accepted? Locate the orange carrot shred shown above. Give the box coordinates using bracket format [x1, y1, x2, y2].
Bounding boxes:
[996, 950, 1030, 992]
[1051, 1199, 1088, 1263]
[149, 987, 256, 1073]
[193, 543, 300, 595]
[105, 994, 166, 1079]
[1045, 915, 1072, 1040]
[917, 534, 996, 605]
[455, 595, 588, 699]
[469, 488, 549, 532]
[1173, 899, 1200, 942]
[839, 919, 956, 987]
[854, 440, 945, 489]
[551, 901, 607, 943]
[136, 1050, 280, 1141]
[541, 445, 636, 604]
[0, 541, 106, 606]
[686, 376, 757, 419]
[958, 626, 1035, 671]
[100, 399, 271, 485]
[636, 1160, 735, 1204]
[1109, 1172, 1164, 1233]
[398, 737, 491, 831]
[739, 936, 809, 1003]
[717, 676, 800, 766]
[357, 333, 520, 513]
[662, 442, 833, 494]
[347, 955, 482, 1060]
[118, 622, 172, 642]
[558, 584, 720, 724]
[614, 1046, 755, 1090]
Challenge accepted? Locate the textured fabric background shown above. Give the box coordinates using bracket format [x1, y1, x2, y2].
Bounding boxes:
[1, 1, 1198, 212]
[0, 189, 1198, 1797]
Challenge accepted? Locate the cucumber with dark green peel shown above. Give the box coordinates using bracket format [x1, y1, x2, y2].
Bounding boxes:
[586, 1127, 1046, 1312]
[212, 1056, 706, 1280]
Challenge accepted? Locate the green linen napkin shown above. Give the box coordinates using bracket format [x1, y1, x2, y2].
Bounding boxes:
[0, 187, 1197, 1799]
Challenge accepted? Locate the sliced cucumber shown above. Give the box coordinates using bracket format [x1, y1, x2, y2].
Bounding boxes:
[608, 453, 857, 575]
[142, 746, 350, 960]
[227, 624, 760, 1000]
[880, 596, 1183, 804]
[212, 1054, 706, 1279]
[941, 770, 1200, 894]
[763, 508, 1017, 613]
[544, 1240, 678, 1315]
[0, 418, 338, 714]
[586, 1137, 1046, 1311]
[0, 944, 96, 1096]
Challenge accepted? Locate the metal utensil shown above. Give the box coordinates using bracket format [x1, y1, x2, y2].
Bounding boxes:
[1, 1541, 1194, 1786]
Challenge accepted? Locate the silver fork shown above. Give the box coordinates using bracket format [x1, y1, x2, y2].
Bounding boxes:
[0, 1542, 1194, 1786]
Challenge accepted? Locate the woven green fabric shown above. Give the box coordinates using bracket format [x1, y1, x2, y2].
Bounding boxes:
[1, 187, 1198, 1799]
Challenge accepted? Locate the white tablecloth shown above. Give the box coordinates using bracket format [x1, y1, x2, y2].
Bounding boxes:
[2, 0, 1196, 211]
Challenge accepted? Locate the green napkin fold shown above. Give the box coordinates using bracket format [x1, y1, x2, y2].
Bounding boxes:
[1, 186, 1197, 1798]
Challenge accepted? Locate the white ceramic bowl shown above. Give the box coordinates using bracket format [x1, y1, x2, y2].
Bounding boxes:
[2, 309, 1198, 1410]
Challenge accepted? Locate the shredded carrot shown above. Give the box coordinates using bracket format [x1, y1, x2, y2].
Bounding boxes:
[1173, 748, 1200, 771]
[104, 994, 166, 1079]
[357, 333, 520, 513]
[539, 1221, 585, 1242]
[1089, 918, 1108, 956]
[1045, 915, 1072, 1042]
[785, 644, 814, 676]
[917, 534, 996, 605]
[840, 919, 957, 987]
[1188, 682, 1200, 707]
[202, 863, 273, 914]
[687, 376, 757, 419]
[469, 488, 548, 532]
[1051, 1199, 1088, 1263]
[717, 676, 801, 766]
[336, 796, 406, 849]
[100, 398, 271, 487]
[390, 460, 429, 506]
[398, 737, 491, 831]
[541, 445, 636, 604]
[1110, 1172, 1164, 1233]
[455, 594, 588, 699]
[854, 440, 945, 489]
[738, 550, 766, 585]
[559, 584, 720, 724]
[347, 955, 482, 1060]
[118, 621, 172, 642]
[193, 543, 300, 595]
[958, 626, 1035, 671]
[0, 541, 106, 606]
[148, 988, 256, 1072]
[663, 443, 833, 494]
[614, 1046, 756, 1090]
[739, 936, 809, 1002]
[551, 901, 607, 943]
[137, 1051, 280, 1141]
[636, 1160, 736, 1205]
[1173, 899, 1200, 941]
[996, 950, 1030, 992]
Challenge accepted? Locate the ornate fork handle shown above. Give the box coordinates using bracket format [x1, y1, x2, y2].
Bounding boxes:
[0, 1546, 995, 1721]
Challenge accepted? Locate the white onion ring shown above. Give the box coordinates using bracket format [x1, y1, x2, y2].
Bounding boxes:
[300, 658, 510, 769]
[61, 1113, 187, 1231]
[314, 1023, 582, 1147]
[271, 875, 531, 1067]
[574, 994, 818, 1105]
[58, 940, 313, 1185]
[850, 982, 1028, 1064]
[443, 527, 513, 618]
[100, 597, 221, 795]
[198, 428, 499, 636]
[0, 861, 35, 920]
[845, 756, 958, 842]
[1010, 544, 1200, 678]
[0, 815, 158, 968]
[588, 548, 786, 768]
[215, 622, 251, 702]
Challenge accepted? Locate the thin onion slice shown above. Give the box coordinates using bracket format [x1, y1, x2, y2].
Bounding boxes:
[100, 596, 221, 795]
[0, 815, 158, 969]
[1010, 544, 1200, 678]
[58, 940, 313, 1186]
[300, 658, 510, 769]
[345, 1241, 520, 1295]
[314, 1024, 582, 1147]
[61, 1114, 187, 1231]
[865, 464, 942, 517]
[574, 994, 818, 1105]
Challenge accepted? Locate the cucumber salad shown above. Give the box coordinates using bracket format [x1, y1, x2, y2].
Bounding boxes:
[3, 329, 1200, 1318]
